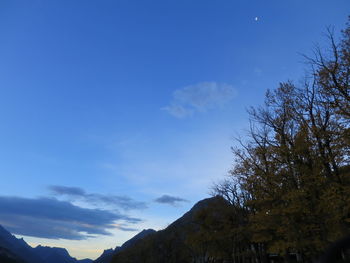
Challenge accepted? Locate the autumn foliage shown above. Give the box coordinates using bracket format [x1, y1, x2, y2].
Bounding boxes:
[212, 18, 350, 263]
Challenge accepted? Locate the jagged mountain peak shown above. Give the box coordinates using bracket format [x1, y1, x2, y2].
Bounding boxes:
[0, 225, 46, 263]
[0, 224, 93, 263]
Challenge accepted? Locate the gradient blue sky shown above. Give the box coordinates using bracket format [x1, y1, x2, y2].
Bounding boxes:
[0, 0, 349, 259]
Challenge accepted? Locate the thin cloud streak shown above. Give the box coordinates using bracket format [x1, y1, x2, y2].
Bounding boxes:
[49, 185, 148, 210]
[163, 82, 237, 118]
[154, 195, 189, 206]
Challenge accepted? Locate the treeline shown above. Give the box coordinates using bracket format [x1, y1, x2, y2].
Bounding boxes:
[212, 18, 350, 262]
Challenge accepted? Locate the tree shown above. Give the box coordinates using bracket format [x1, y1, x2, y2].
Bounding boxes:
[213, 17, 350, 263]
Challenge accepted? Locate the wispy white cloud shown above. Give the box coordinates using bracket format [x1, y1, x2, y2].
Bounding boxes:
[163, 82, 237, 118]
[163, 104, 193, 118]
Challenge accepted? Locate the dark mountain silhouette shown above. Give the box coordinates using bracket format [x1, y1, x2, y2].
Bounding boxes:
[34, 245, 93, 263]
[94, 229, 156, 263]
[120, 229, 156, 251]
[110, 196, 232, 263]
[78, 259, 94, 263]
[0, 225, 46, 263]
[0, 247, 26, 263]
[94, 248, 115, 263]
[0, 225, 92, 263]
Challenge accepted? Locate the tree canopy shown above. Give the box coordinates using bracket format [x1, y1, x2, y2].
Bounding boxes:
[213, 17, 350, 263]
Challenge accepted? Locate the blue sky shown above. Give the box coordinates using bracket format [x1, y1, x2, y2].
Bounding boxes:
[0, 0, 349, 259]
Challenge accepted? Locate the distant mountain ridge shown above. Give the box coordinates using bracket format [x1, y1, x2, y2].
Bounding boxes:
[0, 225, 46, 263]
[34, 245, 93, 263]
[0, 222, 157, 263]
[94, 229, 156, 263]
[0, 225, 92, 263]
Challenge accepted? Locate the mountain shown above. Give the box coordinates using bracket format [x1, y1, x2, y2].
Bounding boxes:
[78, 259, 94, 263]
[110, 196, 233, 263]
[0, 247, 26, 263]
[0, 225, 45, 263]
[94, 248, 116, 263]
[0, 224, 92, 263]
[34, 245, 93, 263]
[119, 229, 156, 250]
[94, 229, 156, 263]
[34, 245, 74, 263]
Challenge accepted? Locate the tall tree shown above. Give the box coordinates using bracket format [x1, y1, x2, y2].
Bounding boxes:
[213, 18, 350, 263]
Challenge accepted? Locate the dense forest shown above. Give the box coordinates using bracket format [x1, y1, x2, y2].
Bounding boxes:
[110, 18, 350, 263]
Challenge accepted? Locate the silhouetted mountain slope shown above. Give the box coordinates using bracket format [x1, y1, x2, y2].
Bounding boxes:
[120, 229, 156, 250]
[94, 248, 114, 263]
[0, 225, 92, 263]
[94, 229, 156, 263]
[34, 245, 93, 263]
[111, 196, 232, 263]
[0, 247, 26, 263]
[0, 225, 45, 263]
[34, 245, 73, 263]
[78, 259, 94, 263]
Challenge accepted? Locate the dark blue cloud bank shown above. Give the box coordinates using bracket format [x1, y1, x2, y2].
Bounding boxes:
[0, 196, 142, 240]
[154, 195, 189, 206]
[49, 185, 148, 210]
